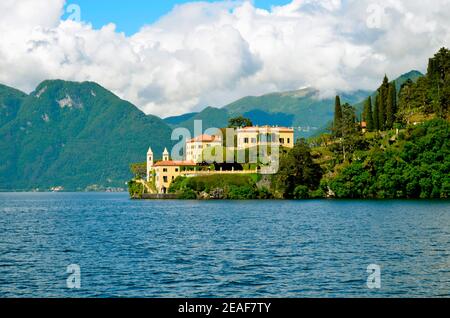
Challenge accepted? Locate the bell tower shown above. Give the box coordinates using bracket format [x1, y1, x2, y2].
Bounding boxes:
[147, 147, 153, 182]
[163, 148, 169, 161]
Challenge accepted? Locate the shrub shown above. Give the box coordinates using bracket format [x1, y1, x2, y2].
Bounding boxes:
[128, 180, 144, 199]
[293, 185, 309, 200]
[178, 189, 197, 200]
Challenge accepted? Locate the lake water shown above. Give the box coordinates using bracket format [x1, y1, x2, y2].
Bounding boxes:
[0, 192, 449, 298]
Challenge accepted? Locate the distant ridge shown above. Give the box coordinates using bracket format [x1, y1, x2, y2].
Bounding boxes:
[167, 87, 370, 138]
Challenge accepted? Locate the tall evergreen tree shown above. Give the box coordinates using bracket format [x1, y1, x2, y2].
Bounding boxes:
[334, 95, 343, 137]
[386, 83, 397, 129]
[377, 89, 385, 130]
[373, 94, 380, 131]
[378, 75, 389, 130]
[363, 96, 374, 131]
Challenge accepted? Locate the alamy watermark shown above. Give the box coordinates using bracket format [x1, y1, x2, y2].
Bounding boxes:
[66, 264, 81, 289]
[367, 264, 381, 289]
[65, 4, 81, 22]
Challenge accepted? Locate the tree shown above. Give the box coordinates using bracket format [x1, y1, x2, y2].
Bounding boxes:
[274, 139, 323, 199]
[130, 162, 147, 179]
[398, 79, 415, 124]
[340, 103, 359, 161]
[373, 94, 380, 131]
[363, 96, 374, 131]
[427, 47, 450, 117]
[386, 82, 397, 129]
[377, 75, 390, 130]
[333, 95, 343, 137]
[228, 116, 253, 128]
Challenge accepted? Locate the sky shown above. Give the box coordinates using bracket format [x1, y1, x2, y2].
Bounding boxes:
[1, 0, 449, 118]
[61, 0, 292, 35]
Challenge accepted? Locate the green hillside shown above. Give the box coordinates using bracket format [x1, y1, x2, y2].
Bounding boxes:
[0, 84, 27, 127]
[167, 88, 370, 138]
[169, 106, 229, 136]
[0, 80, 172, 191]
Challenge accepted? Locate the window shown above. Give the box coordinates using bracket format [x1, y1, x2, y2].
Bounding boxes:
[163, 176, 168, 183]
[244, 138, 249, 144]
[163, 168, 168, 172]
[288, 138, 291, 144]
[251, 138, 257, 143]
[175, 168, 179, 172]
[172, 176, 175, 181]
[280, 138, 285, 144]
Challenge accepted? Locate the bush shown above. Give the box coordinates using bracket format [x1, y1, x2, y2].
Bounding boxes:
[178, 189, 197, 200]
[227, 185, 259, 200]
[293, 185, 309, 199]
[128, 180, 144, 199]
[258, 187, 274, 199]
[310, 188, 325, 199]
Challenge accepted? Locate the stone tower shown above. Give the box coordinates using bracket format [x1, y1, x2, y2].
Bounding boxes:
[146, 147, 153, 182]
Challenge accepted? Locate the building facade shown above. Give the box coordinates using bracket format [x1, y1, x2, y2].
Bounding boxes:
[146, 126, 295, 194]
[147, 147, 196, 194]
[185, 134, 222, 163]
[236, 126, 294, 150]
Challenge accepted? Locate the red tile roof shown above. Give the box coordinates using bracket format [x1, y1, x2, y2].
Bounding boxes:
[187, 134, 221, 143]
[154, 160, 196, 167]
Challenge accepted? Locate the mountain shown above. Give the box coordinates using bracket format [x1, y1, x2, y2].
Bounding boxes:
[166, 106, 230, 136]
[164, 112, 198, 125]
[167, 88, 370, 138]
[225, 88, 370, 134]
[0, 84, 27, 127]
[0, 80, 172, 191]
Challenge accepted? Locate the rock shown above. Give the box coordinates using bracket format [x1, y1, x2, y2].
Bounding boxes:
[199, 191, 211, 200]
[210, 188, 224, 200]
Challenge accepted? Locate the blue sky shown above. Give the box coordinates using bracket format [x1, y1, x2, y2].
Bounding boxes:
[62, 0, 291, 35]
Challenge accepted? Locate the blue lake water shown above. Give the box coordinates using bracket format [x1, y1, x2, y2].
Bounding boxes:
[0, 192, 449, 298]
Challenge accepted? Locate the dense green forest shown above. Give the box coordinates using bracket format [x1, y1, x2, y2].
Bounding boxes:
[309, 48, 450, 199]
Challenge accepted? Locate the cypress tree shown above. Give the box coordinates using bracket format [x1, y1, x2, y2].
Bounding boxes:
[386, 83, 397, 129]
[373, 94, 380, 131]
[377, 75, 389, 131]
[392, 83, 397, 116]
[363, 96, 374, 131]
[377, 90, 385, 130]
[334, 95, 343, 137]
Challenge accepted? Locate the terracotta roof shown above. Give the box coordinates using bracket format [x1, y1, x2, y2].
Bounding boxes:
[187, 134, 221, 143]
[154, 160, 196, 167]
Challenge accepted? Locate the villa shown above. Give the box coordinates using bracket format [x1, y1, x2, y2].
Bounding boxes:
[146, 126, 295, 194]
[147, 147, 196, 194]
[185, 134, 222, 163]
[236, 126, 294, 149]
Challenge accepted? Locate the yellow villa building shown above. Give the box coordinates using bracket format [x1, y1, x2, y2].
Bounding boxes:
[185, 134, 222, 163]
[236, 126, 294, 150]
[146, 126, 295, 194]
[147, 147, 196, 194]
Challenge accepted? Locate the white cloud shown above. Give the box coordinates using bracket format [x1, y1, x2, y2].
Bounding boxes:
[0, 0, 449, 117]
